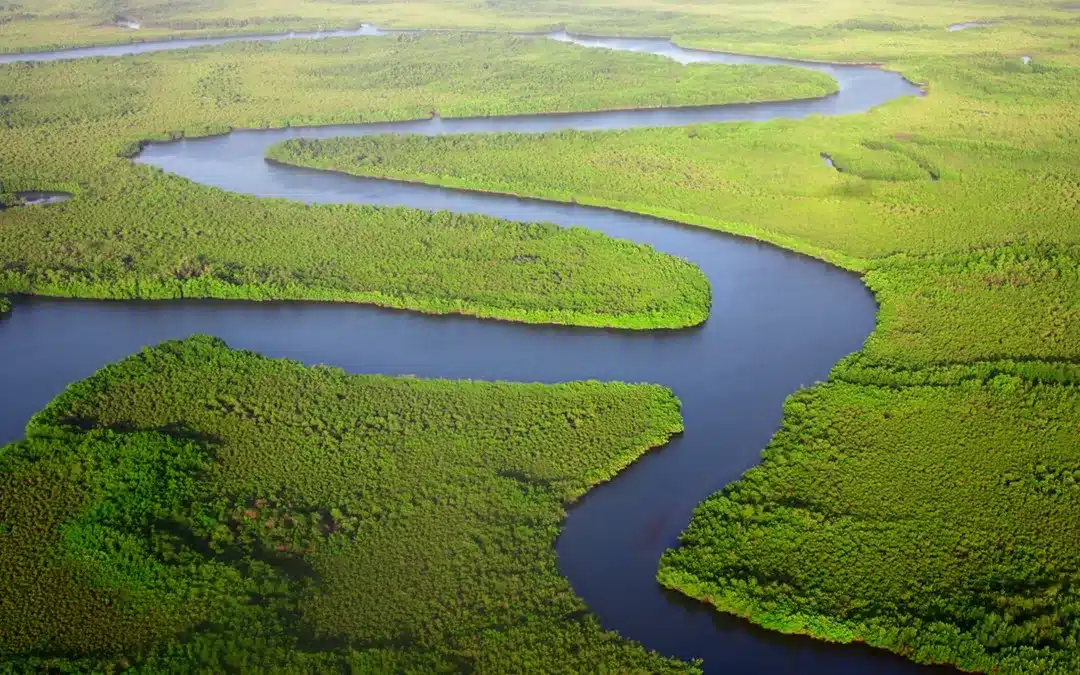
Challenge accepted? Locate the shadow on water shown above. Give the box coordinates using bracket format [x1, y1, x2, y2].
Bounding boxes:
[0, 27, 942, 673]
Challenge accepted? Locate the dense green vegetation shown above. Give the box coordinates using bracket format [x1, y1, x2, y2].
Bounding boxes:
[0, 36, 848, 329]
[1, 336, 695, 672]
[861, 246, 1080, 369]
[659, 374, 1080, 673]
[267, 60, 1080, 365]
[249, 6, 1080, 672]
[0, 296, 9, 316]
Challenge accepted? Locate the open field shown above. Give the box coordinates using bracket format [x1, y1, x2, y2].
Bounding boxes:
[0, 34, 840, 328]
[0, 336, 694, 673]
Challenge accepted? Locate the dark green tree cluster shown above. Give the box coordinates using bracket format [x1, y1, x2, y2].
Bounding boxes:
[1, 336, 696, 673]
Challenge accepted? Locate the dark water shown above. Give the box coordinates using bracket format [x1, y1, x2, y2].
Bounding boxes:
[11, 191, 72, 205]
[0, 29, 937, 673]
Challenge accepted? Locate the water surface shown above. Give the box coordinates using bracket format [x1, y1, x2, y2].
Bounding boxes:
[947, 21, 996, 31]
[12, 191, 72, 205]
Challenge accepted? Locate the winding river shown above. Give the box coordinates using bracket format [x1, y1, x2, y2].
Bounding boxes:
[0, 28, 935, 673]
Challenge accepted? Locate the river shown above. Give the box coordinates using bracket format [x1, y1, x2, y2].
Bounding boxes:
[0, 28, 936, 673]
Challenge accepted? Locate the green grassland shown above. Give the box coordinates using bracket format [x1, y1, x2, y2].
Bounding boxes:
[0, 335, 695, 673]
[258, 7, 1080, 673]
[0, 33, 840, 329]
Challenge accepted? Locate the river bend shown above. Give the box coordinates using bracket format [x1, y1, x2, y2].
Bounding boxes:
[0, 28, 931, 674]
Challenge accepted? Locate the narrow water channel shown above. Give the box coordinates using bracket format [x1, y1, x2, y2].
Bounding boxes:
[0, 28, 936, 673]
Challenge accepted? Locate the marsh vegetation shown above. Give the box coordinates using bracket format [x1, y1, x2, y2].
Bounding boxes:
[1, 0, 1072, 53]
[659, 374, 1080, 673]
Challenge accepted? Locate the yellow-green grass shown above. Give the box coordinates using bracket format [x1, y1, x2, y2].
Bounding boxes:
[264, 50, 1079, 264]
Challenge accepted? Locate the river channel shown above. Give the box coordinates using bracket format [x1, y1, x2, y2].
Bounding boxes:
[0, 27, 934, 673]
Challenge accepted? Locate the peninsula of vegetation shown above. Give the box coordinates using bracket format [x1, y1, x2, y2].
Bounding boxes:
[0, 35, 840, 329]
[0, 336, 694, 672]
